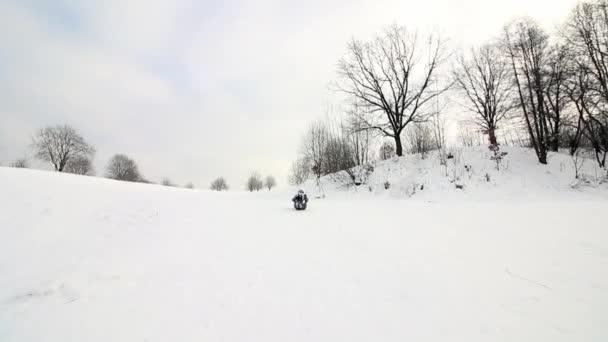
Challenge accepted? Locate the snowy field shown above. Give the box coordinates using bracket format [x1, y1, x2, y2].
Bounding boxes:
[1, 150, 607, 341]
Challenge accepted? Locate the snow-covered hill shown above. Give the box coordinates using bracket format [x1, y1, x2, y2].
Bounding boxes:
[0, 151, 607, 341]
[307, 146, 608, 201]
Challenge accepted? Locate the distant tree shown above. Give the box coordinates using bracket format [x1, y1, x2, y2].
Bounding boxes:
[264, 175, 277, 190]
[64, 155, 95, 175]
[379, 141, 396, 160]
[11, 158, 29, 168]
[288, 158, 310, 185]
[106, 154, 141, 182]
[246, 171, 264, 192]
[184, 182, 195, 189]
[161, 178, 174, 187]
[337, 25, 450, 156]
[31, 124, 95, 172]
[210, 177, 229, 191]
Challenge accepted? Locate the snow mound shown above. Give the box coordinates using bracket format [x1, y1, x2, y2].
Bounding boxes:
[307, 146, 608, 201]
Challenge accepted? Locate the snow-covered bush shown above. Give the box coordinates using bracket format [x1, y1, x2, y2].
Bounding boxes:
[489, 144, 508, 170]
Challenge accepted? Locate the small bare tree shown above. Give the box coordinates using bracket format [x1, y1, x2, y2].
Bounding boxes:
[288, 158, 310, 185]
[264, 175, 277, 190]
[453, 43, 514, 145]
[32, 124, 95, 171]
[572, 149, 587, 179]
[65, 155, 95, 175]
[246, 171, 264, 192]
[457, 122, 478, 147]
[337, 25, 450, 156]
[106, 154, 141, 182]
[301, 121, 329, 186]
[210, 177, 229, 191]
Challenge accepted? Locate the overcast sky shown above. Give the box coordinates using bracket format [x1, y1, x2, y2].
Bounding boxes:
[0, 0, 579, 188]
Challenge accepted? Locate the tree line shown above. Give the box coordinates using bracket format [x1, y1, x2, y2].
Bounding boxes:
[9, 124, 277, 191]
[290, 0, 608, 185]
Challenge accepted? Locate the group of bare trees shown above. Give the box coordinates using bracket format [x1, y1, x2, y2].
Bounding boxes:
[27, 124, 148, 182]
[245, 172, 276, 192]
[290, 115, 375, 187]
[287, 0, 608, 188]
[453, 1, 608, 167]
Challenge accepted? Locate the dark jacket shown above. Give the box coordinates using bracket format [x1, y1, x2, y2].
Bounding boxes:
[292, 193, 308, 203]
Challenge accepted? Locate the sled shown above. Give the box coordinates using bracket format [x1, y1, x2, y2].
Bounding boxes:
[293, 201, 307, 211]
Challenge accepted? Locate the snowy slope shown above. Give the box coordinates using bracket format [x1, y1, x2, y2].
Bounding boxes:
[0, 159, 607, 341]
[308, 146, 608, 201]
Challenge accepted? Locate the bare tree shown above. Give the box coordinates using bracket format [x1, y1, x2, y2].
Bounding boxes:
[543, 44, 572, 151]
[264, 175, 277, 190]
[31, 124, 95, 171]
[210, 177, 229, 191]
[64, 155, 95, 175]
[503, 18, 552, 164]
[337, 25, 450, 156]
[567, 64, 608, 166]
[288, 158, 310, 185]
[246, 171, 264, 192]
[453, 43, 514, 145]
[106, 154, 142, 182]
[301, 121, 329, 186]
[184, 182, 195, 189]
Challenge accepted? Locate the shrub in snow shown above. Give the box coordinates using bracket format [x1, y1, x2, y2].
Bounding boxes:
[571, 150, 586, 180]
[489, 144, 508, 170]
[384, 181, 391, 190]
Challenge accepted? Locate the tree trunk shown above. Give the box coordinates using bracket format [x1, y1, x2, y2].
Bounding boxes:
[538, 148, 548, 164]
[488, 128, 498, 146]
[394, 135, 403, 157]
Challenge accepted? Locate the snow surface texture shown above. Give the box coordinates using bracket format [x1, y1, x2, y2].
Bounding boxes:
[1, 147, 607, 341]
